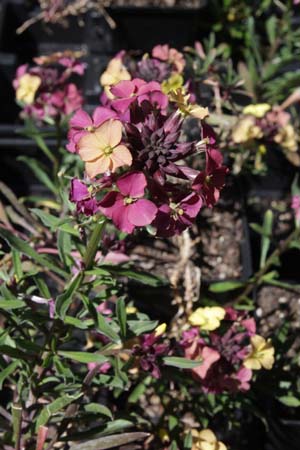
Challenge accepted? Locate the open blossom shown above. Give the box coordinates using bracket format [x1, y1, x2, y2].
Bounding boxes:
[243, 335, 275, 370]
[100, 55, 131, 97]
[153, 192, 202, 237]
[78, 119, 132, 178]
[15, 73, 41, 105]
[193, 149, 228, 207]
[191, 429, 227, 450]
[181, 309, 257, 393]
[188, 306, 226, 331]
[99, 171, 157, 233]
[66, 107, 117, 153]
[152, 44, 186, 73]
[110, 78, 168, 115]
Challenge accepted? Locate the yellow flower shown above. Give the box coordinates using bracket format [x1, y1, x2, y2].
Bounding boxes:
[244, 335, 275, 370]
[274, 124, 298, 152]
[243, 103, 271, 118]
[189, 307, 226, 331]
[161, 73, 184, 94]
[169, 88, 209, 120]
[16, 74, 41, 105]
[232, 116, 263, 144]
[125, 306, 137, 314]
[192, 429, 227, 450]
[100, 57, 131, 98]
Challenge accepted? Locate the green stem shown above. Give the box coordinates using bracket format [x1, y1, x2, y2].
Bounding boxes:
[83, 219, 106, 270]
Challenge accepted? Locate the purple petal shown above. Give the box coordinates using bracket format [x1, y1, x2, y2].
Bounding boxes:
[110, 80, 136, 98]
[127, 199, 157, 226]
[92, 106, 117, 127]
[182, 193, 202, 218]
[116, 172, 147, 198]
[111, 97, 135, 114]
[70, 179, 89, 202]
[70, 109, 92, 128]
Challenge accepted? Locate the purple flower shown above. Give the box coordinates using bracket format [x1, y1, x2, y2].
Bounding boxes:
[153, 192, 202, 237]
[135, 58, 171, 83]
[132, 329, 169, 379]
[193, 149, 228, 207]
[98, 171, 158, 234]
[70, 179, 98, 216]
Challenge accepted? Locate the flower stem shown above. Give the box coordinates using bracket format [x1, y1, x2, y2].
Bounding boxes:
[83, 219, 106, 270]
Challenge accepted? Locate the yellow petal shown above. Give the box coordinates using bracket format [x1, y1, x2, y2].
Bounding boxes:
[154, 323, 167, 337]
[243, 357, 262, 370]
[16, 74, 41, 105]
[85, 156, 110, 178]
[109, 144, 133, 172]
[198, 429, 217, 443]
[78, 133, 103, 161]
[243, 103, 271, 118]
[99, 119, 123, 149]
[189, 105, 209, 120]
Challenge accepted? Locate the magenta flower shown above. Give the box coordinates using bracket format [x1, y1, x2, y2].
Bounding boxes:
[153, 192, 202, 237]
[98, 171, 158, 234]
[69, 178, 98, 216]
[66, 106, 117, 153]
[292, 194, 300, 224]
[110, 78, 168, 115]
[192, 149, 228, 207]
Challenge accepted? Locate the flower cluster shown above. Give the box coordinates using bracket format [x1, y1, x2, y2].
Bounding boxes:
[181, 306, 275, 393]
[231, 103, 299, 170]
[13, 50, 85, 124]
[68, 73, 228, 236]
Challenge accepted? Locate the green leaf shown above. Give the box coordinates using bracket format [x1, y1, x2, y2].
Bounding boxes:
[0, 227, 66, 277]
[12, 249, 23, 282]
[69, 432, 149, 450]
[18, 156, 57, 195]
[0, 361, 19, 389]
[0, 299, 25, 310]
[0, 345, 32, 361]
[101, 265, 166, 287]
[184, 431, 193, 450]
[84, 403, 113, 419]
[35, 393, 82, 431]
[58, 230, 72, 267]
[163, 357, 202, 369]
[58, 351, 108, 365]
[116, 298, 126, 339]
[97, 313, 120, 344]
[277, 395, 300, 407]
[209, 281, 244, 293]
[128, 319, 158, 336]
[260, 210, 273, 269]
[55, 272, 83, 319]
[32, 134, 56, 164]
[31, 209, 79, 236]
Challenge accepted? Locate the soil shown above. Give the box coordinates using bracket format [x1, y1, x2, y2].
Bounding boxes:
[256, 285, 300, 338]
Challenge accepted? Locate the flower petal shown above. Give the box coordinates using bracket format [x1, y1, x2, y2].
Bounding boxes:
[92, 107, 117, 127]
[127, 199, 157, 226]
[85, 156, 110, 178]
[70, 109, 92, 128]
[109, 145, 133, 172]
[116, 171, 147, 197]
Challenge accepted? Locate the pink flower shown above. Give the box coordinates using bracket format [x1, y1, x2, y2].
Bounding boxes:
[67, 107, 117, 153]
[99, 171, 158, 234]
[110, 78, 168, 115]
[235, 367, 252, 391]
[87, 361, 111, 374]
[193, 149, 228, 207]
[152, 44, 185, 73]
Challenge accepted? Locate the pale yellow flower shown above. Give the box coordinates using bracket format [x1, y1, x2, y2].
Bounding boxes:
[189, 307, 226, 331]
[232, 116, 263, 144]
[192, 429, 227, 450]
[243, 103, 271, 118]
[244, 334, 275, 370]
[16, 74, 41, 105]
[274, 124, 298, 152]
[100, 57, 131, 99]
[125, 306, 137, 314]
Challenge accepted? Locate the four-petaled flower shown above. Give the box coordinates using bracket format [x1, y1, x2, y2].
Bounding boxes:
[188, 306, 226, 331]
[193, 149, 228, 207]
[16, 73, 41, 105]
[243, 335, 275, 370]
[78, 119, 132, 178]
[99, 171, 157, 233]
